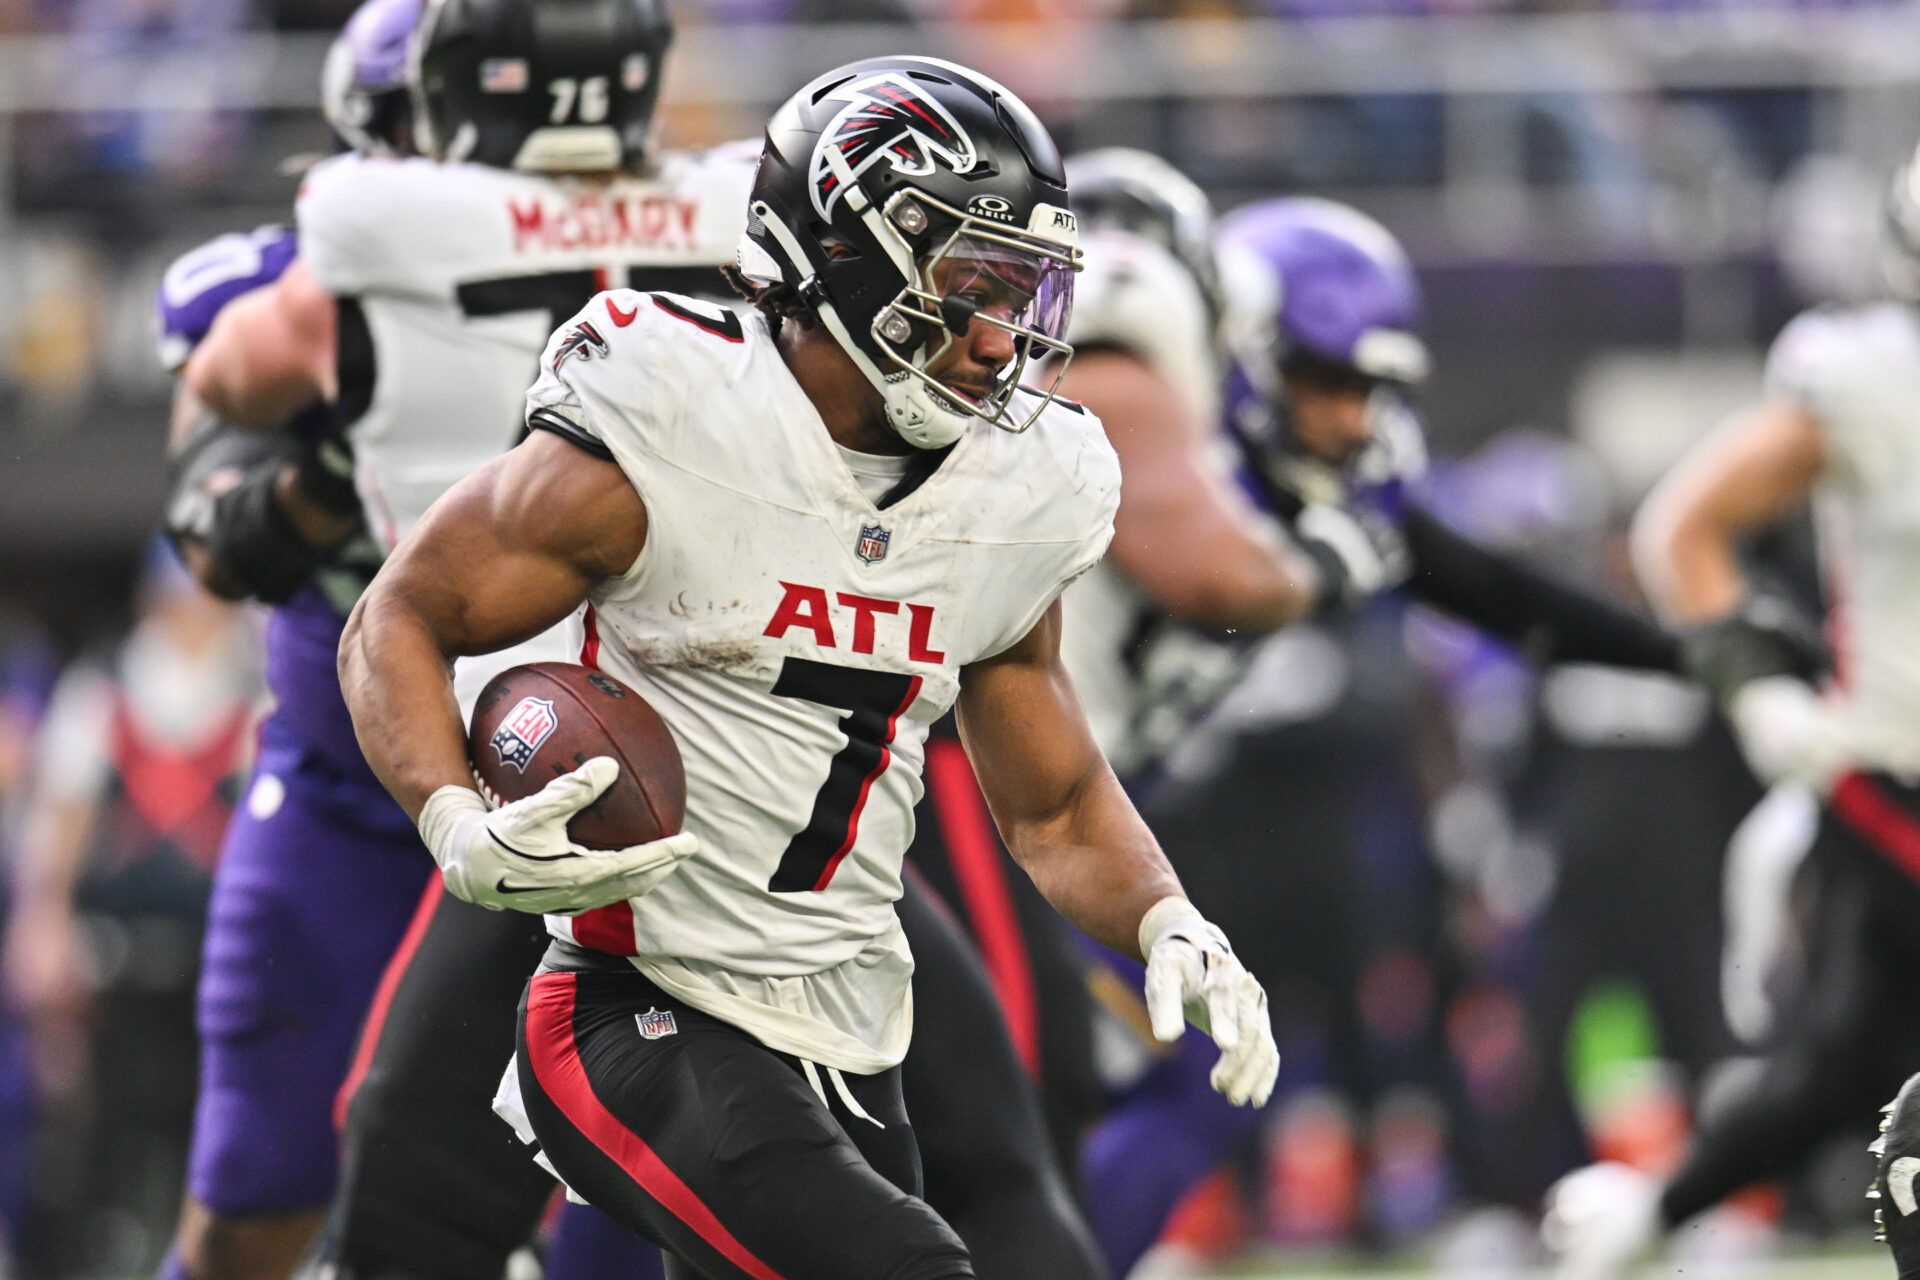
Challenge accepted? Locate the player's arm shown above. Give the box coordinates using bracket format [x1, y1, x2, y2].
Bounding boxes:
[1399, 504, 1681, 671]
[339, 431, 697, 912]
[182, 258, 339, 427]
[1062, 349, 1325, 631]
[957, 601, 1279, 1107]
[164, 381, 362, 602]
[341, 431, 640, 818]
[1631, 401, 1823, 628]
[166, 257, 360, 602]
[1631, 401, 1841, 788]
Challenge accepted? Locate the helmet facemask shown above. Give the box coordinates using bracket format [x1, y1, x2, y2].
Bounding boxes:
[753, 184, 1081, 451]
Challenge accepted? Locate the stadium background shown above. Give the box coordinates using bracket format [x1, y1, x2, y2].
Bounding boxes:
[0, 0, 1913, 1276]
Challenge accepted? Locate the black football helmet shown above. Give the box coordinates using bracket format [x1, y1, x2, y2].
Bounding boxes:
[410, 0, 672, 173]
[738, 56, 1082, 449]
[1066, 147, 1218, 307]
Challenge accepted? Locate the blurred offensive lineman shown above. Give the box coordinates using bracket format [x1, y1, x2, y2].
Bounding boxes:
[1081, 196, 1690, 1273]
[150, 4, 436, 1276]
[337, 55, 1279, 1277]
[178, 0, 744, 1272]
[1543, 141, 1920, 1279]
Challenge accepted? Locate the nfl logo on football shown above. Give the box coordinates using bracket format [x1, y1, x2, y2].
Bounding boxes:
[490, 696, 557, 773]
[856, 524, 891, 565]
[636, 1008, 678, 1040]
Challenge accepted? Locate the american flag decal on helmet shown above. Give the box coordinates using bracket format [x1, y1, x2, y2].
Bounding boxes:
[809, 72, 978, 221]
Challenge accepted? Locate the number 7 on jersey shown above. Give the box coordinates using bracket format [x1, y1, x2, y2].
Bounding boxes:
[767, 658, 921, 893]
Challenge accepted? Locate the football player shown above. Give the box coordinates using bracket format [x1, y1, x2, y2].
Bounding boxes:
[1544, 139, 1920, 1279]
[1876, 1072, 1920, 1279]
[1075, 196, 1691, 1272]
[148, 4, 438, 1277]
[336, 55, 1279, 1276]
[186, 8, 1107, 1278]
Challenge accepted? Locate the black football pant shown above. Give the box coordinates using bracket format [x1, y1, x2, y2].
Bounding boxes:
[516, 964, 972, 1280]
[324, 874, 1103, 1278]
[1660, 771, 1920, 1228]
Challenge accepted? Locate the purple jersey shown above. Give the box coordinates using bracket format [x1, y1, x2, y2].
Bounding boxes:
[158, 226, 378, 774]
[157, 226, 300, 372]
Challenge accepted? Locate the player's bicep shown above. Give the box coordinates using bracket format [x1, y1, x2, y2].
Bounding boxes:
[1067, 350, 1294, 623]
[371, 431, 647, 659]
[183, 259, 339, 427]
[957, 602, 1107, 829]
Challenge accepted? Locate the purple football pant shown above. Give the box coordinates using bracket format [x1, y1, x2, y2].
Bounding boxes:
[546, 1203, 665, 1280]
[1078, 946, 1261, 1278]
[187, 738, 430, 1215]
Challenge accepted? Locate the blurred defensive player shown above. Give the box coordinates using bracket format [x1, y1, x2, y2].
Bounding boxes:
[187, 6, 1104, 1276]
[1544, 139, 1920, 1279]
[337, 54, 1278, 1276]
[149, 4, 436, 1276]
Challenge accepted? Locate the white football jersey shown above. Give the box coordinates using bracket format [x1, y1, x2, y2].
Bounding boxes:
[524, 293, 1119, 1072]
[1056, 229, 1225, 771]
[297, 144, 755, 710]
[1765, 303, 1920, 772]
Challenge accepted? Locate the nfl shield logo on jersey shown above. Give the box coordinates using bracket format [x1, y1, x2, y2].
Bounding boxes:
[856, 524, 891, 564]
[636, 1008, 678, 1040]
[490, 697, 557, 773]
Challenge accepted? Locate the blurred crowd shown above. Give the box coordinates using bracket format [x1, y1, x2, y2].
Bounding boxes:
[0, 2, 1907, 1278]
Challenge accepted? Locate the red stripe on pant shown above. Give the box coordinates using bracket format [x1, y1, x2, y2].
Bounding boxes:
[924, 738, 1040, 1077]
[1829, 771, 1920, 884]
[334, 878, 445, 1130]
[524, 972, 786, 1280]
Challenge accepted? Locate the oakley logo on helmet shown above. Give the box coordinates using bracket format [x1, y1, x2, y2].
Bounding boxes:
[967, 194, 1015, 222]
[809, 72, 978, 221]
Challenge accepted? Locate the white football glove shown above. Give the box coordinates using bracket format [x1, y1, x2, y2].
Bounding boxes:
[1294, 502, 1409, 609]
[417, 757, 698, 915]
[1726, 676, 1852, 794]
[1140, 897, 1279, 1108]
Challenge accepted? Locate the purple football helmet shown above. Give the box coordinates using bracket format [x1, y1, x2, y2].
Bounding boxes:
[322, 0, 423, 156]
[1216, 197, 1429, 496]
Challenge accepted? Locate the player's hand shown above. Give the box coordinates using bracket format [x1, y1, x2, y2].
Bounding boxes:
[1294, 501, 1408, 611]
[417, 757, 699, 914]
[1140, 897, 1279, 1108]
[1726, 676, 1851, 794]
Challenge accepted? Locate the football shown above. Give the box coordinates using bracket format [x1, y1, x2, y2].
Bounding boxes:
[468, 662, 686, 851]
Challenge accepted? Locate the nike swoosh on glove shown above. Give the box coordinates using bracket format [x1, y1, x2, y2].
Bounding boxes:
[416, 757, 699, 914]
[1140, 897, 1279, 1107]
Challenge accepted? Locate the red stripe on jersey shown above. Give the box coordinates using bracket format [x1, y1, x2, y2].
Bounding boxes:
[570, 902, 639, 955]
[525, 973, 786, 1280]
[1829, 772, 1920, 885]
[581, 603, 602, 671]
[812, 674, 922, 892]
[334, 877, 444, 1131]
[924, 737, 1040, 1077]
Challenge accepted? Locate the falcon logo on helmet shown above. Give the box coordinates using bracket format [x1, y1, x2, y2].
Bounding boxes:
[809, 72, 978, 222]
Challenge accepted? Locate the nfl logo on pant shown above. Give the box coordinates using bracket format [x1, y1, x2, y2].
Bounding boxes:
[636, 1008, 678, 1040]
